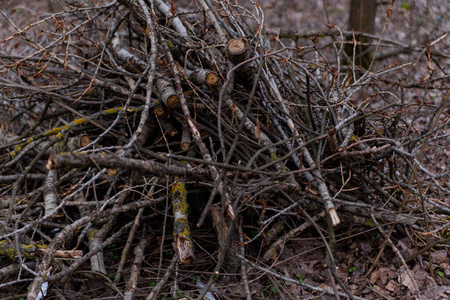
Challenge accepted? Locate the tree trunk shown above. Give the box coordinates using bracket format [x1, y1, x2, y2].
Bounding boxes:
[345, 0, 378, 69]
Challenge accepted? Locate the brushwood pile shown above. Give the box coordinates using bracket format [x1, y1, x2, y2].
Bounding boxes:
[0, 1, 448, 299]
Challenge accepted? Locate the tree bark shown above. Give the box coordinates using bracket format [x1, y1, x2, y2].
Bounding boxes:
[345, 0, 378, 69]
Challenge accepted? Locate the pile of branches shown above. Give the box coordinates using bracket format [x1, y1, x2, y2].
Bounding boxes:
[0, 0, 448, 299]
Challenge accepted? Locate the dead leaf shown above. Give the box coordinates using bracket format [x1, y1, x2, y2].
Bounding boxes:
[400, 268, 415, 291]
[414, 269, 436, 290]
[397, 239, 408, 250]
[318, 283, 331, 290]
[360, 241, 373, 252]
[386, 279, 399, 293]
[380, 267, 397, 285]
[431, 250, 448, 264]
[441, 262, 450, 276]
[335, 266, 348, 280]
[374, 285, 395, 300]
[369, 269, 381, 284]
[423, 285, 450, 299]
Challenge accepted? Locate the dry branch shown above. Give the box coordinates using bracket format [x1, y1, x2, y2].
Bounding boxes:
[172, 177, 194, 264]
[46, 152, 210, 179]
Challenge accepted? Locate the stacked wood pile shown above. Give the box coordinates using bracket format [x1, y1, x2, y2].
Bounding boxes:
[0, 0, 448, 299]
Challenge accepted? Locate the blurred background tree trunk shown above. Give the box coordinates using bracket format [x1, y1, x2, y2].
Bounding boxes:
[345, 0, 378, 69]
